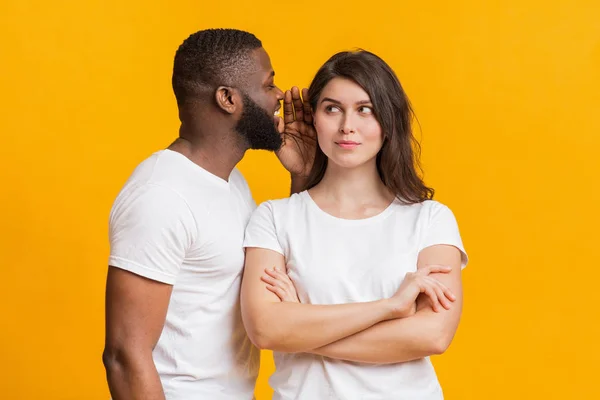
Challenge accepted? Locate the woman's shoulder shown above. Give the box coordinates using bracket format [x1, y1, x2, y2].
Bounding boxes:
[253, 191, 308, 215]
[392, 198, 446, 210]
[419, 199, 449, 212]
[390, 199, 451, 221]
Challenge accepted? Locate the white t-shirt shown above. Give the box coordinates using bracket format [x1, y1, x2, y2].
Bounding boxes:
[243, 191, 468, 400]
[108, 149, 259, 400]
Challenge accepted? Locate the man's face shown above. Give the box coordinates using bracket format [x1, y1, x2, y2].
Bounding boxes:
[234, 47, 284, 151]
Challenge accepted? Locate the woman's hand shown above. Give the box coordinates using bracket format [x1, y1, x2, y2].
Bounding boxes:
[261, 264, 455, 317]
[388, 265, 456, 318]
[261, 266, 300, 303]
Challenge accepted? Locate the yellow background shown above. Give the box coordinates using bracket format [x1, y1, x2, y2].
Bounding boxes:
[1, 0, 598, 398]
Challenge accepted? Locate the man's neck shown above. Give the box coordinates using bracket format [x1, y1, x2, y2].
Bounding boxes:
[168, 131, 246, 182]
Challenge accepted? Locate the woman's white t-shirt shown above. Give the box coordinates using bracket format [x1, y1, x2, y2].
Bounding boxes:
[243, 191, 468, 400]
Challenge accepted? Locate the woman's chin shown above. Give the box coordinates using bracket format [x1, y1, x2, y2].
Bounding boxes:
[328, 155, 376, 171]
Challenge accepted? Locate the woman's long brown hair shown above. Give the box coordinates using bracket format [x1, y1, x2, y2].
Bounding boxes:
[304, 50, 434, 204]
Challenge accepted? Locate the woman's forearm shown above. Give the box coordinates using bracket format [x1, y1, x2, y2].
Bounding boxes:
[246, 299, 394, 353]
[308, 246, 465, 363]
[242, 248, 400, 353]
[309, 307, 459, 363]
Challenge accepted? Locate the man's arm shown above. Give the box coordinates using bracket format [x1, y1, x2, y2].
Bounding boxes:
[103, 267, 172, 400]
[309, 245, 464, 363]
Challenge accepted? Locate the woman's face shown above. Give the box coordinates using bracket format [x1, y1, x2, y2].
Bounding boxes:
[313, 77, 383, 170]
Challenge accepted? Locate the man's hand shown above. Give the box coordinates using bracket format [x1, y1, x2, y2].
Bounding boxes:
[275, 86, 317, 179]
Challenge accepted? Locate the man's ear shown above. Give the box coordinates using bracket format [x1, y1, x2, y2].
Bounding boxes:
[215, 86, 240, 114]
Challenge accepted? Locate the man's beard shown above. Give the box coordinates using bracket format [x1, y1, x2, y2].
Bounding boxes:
[235, 94, 282, 151]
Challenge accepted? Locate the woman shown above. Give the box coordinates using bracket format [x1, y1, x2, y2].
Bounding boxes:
[241, 50, 468, 399]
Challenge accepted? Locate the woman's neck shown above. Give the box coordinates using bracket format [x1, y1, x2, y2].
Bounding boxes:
[309, 160, 395, 217]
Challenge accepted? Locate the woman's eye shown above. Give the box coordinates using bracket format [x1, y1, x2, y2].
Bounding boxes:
[359, 106, 373, 114]
[325, 105, 340, 112]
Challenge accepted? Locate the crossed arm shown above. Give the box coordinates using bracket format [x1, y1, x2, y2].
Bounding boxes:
[241, 244, 463, 363]
[310, 245, 463, 363]
[240, 247, 399, 353]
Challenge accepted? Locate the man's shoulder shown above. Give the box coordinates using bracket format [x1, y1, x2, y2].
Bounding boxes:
[229, 167, 247, 184]
[111, 151, 203, 221]
[229, 168, 252, 194]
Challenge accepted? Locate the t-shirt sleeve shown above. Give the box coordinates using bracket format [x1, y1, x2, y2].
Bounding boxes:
[243, 201, 284, 255]
[108, 184, 197, 284]
[419, 202, 469, 269]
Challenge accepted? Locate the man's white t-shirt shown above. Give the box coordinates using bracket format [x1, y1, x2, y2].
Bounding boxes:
[243, 191, 468, 400]
[108, 149, 259, 400]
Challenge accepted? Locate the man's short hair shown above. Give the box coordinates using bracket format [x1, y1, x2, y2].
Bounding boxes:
[172, 28, 262, 106]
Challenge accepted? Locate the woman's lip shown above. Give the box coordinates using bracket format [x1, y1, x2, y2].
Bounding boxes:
[336, 142, 360, 149]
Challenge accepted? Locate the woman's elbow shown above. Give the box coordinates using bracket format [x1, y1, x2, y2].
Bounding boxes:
[428, 330, 456, 355]
[243, 315, 281, 350]
[242, 303, 295, 351]
[247, 328, 276, 350]
[246, 323, 295, 351]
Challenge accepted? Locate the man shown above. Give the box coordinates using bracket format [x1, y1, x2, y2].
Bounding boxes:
[102, 28, 315, 400]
